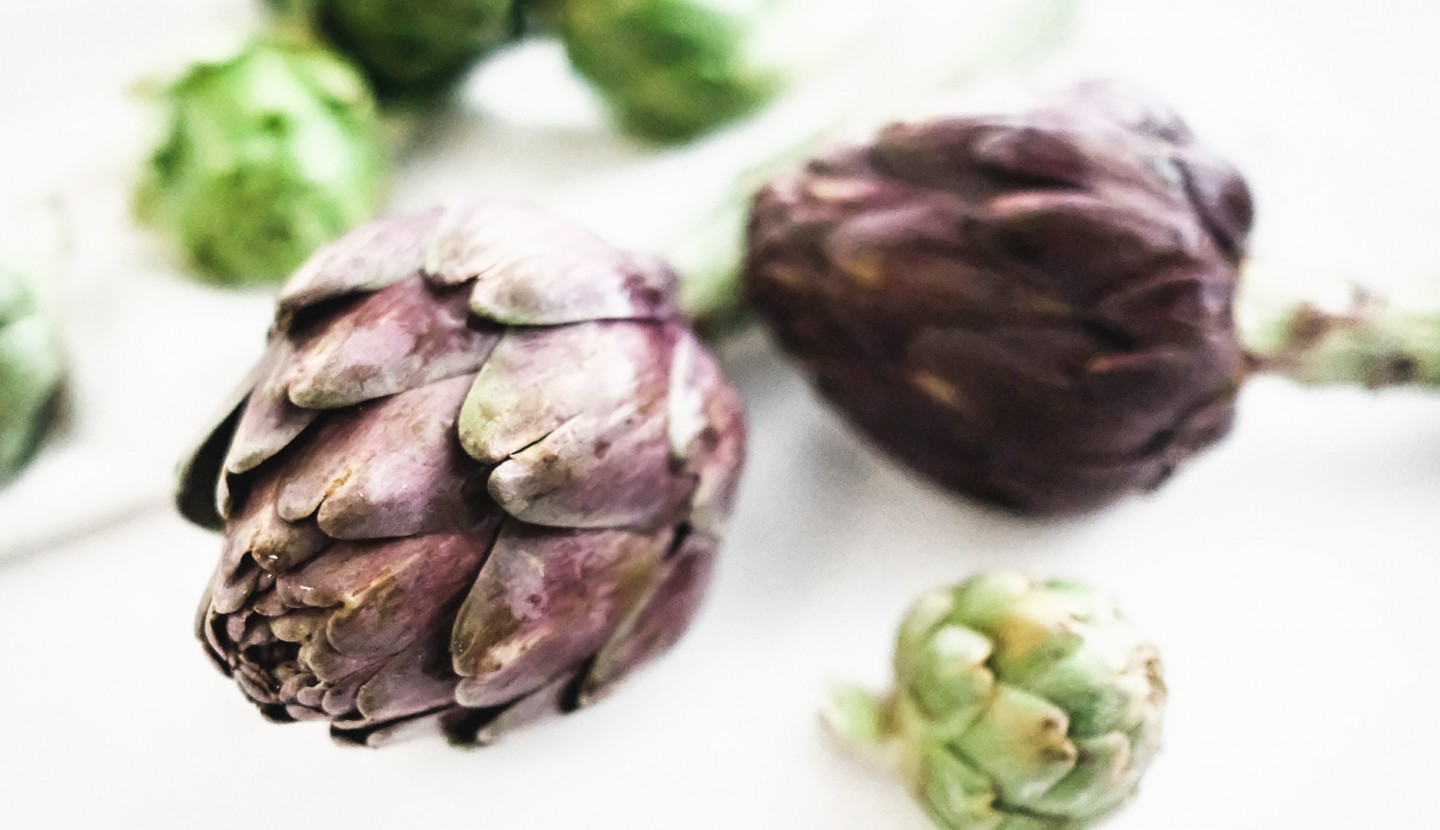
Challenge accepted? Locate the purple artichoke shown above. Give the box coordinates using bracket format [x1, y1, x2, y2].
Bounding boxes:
[743, 81, 1253, 515]
[178, 203, 746, 746]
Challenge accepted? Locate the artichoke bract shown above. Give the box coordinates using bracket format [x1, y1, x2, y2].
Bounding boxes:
[826, 571, 1165, 829]
[556, 0, 784, 143]
[0, 266, 64, 483]
[177, 203, 746, 746]
[138, 40, 385, 286]
[743, 82, 1254, 514]
[266, 0, 524, 100]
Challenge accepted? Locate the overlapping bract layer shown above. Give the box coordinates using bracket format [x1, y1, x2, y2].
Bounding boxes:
[138, 39, 385, 285]
[0, 266, 64, 483]
[744, 82, 1254, 514]
[179, 203, 745, 745]
[884, 571, 1164, 829]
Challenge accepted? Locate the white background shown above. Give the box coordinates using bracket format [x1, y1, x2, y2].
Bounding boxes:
[1, 1, 1438, 828]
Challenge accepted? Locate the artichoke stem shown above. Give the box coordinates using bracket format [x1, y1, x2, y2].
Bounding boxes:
[820, 682, 908, 772]
[1242, 290, 1440, 389]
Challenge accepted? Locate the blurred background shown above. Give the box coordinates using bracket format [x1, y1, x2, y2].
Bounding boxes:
[1, 1, 1438, 828]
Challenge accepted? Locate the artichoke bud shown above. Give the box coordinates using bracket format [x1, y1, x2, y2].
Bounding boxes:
[827, 571, 1165, 829]
[556, 0, 786, 143]
[178, 202, 746, 746]
[0, 266, 64, 483]
[264, 0, 525, 100]
[743, 81, 1255, 514]
[138, 39, 385, 286]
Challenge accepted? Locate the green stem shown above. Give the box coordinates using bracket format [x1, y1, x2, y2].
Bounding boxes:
[1240, 288, 1440, 389]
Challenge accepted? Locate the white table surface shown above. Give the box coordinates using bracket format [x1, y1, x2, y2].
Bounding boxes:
[2, 2, 1438, 828]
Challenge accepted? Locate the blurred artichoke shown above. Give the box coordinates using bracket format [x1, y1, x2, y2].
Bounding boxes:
[266, 0, 524, 100]
[555, 0, 785, 143]
[0, 266, 64, 483]
[138, 39, 385, 286]
[178, 203, 745, 746]
[744, 81, 1253, 514]
[826, 570, 1165, 829]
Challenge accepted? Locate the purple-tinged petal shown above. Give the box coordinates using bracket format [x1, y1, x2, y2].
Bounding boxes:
[976, 191, 1201, 301]
[224, 475, 330, 575]
[176, 370, 256, 530]
[277, 207, 443, 324]
[668, 333, 747, 535]
[458, 321, 671, 463]
[276, 376, 484, 538]
[353, 636, 461, 723]
[423, 202, 677, 324]
[222, 339, 319, 478]
[487, 409, 691, 531]
[285, 275, 501, 410]
[451, 524, 668, 708]
[331, 705, 451, 748]
[580, 532, 717, 704]
[468, 671, 578, 746]
[276, 532, 495, 659]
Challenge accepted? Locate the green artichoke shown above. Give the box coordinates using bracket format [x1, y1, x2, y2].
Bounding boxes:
[178, 202, 746, 746]
[556, 0, 785, 143]
[138, 39, 385, 286]
[827, 571, 1165, 829]
[0, 266, 64, 483]
[266, 0, 524, 100]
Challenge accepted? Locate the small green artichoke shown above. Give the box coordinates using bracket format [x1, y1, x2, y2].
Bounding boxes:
[556, 0, 784, 143]
[265, 0, 524, 100]
[0, 266, 64, 483]
[827, 571, 1165, 829]
[138, 39, 385, 286]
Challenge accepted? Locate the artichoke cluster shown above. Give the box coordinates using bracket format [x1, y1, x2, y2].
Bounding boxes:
[828, 571, 1165, 829]
[266, 0, 782, 142]
[744, 81, 1254, 514]
[179, 203, 745, 745]
[0, 266, 64, 483]
[138, 39, 385, 285]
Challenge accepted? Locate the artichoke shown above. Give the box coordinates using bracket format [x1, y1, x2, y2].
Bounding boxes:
[178, 202, 746, 746]
[138, 39, 385, 286]
[826, 570, 1165, 830]
[265, 0, 524, 100]
[743, 81, 1254, 515]
[555, 0, 785, 143]
[0, 266, 64, 483]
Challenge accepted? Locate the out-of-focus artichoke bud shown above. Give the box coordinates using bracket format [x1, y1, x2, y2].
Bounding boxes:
[825, 570, 1165, 829]
[177, 202, 746, 746]
[744, 81, 1254, 514]
[0, 267, 64, 483]
[555, 0, 784, 143]
[138, 39, 385, 286]
[265, 0, 524, 100]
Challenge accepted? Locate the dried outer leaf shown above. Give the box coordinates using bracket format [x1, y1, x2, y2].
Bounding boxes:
[450, 523, 669, 708]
